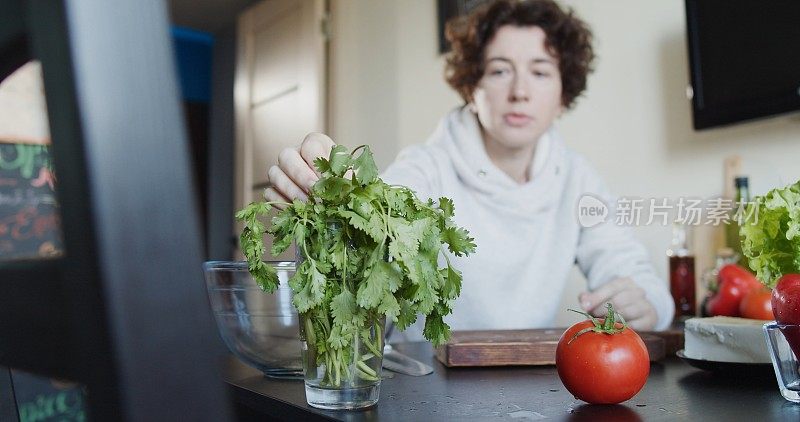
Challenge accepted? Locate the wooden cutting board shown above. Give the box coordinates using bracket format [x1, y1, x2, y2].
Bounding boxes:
[435, 328, 667, 367]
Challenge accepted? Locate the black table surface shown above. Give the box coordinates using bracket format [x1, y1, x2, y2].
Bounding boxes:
[223, 342, 800, 421]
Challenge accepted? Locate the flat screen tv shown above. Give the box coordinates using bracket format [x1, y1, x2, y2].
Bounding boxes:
[685, 0, 800, 130]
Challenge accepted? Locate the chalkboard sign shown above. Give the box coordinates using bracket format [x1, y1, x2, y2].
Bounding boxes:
[1, 59, 78, 422]
[10, 370, 86, 422]
[0, 143, 62, 260]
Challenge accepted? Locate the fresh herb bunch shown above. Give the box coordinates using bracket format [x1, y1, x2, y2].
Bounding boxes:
[236, 144, 476, 386]
[740, 180, 800, 288]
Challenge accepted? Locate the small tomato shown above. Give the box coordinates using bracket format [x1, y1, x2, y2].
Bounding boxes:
[739, 288, 773, 320]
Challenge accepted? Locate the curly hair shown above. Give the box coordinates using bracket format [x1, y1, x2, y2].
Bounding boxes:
[445, 0, 595, 109]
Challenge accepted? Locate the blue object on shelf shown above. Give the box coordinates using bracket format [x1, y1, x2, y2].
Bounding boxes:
[171, 26, 214, 103]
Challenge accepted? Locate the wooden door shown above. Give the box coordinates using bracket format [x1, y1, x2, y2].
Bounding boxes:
[234, 0, 327, 242]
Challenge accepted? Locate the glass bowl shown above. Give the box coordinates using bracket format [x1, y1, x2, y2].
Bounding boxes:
[203, 260, 302, 378]
[763, 322, 800, 402]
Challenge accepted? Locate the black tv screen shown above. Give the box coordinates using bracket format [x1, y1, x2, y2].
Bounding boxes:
[685, 0, 800, 130]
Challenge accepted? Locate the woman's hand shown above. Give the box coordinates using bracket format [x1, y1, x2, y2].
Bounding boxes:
[579, 278, 658, 331]
[264, 133, 336, 207]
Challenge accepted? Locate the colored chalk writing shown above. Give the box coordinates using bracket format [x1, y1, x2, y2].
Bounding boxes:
[0, 143, 62, 260]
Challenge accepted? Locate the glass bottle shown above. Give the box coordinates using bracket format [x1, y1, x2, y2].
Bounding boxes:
[725, 176, 750, 268]
[667, 223, 696, 321]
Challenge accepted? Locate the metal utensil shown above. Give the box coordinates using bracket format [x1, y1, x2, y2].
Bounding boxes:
[381, 323, 434, 376]
[382, 343, 434, 376]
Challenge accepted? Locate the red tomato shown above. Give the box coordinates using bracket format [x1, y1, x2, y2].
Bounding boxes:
[705, 264, 762, 317]
[718, 264, 761, 291]
[772, 274, 800, 358]
[556, 317, 649, 404]
[772, 274, 800, 325]
[739, 288, 774, 320]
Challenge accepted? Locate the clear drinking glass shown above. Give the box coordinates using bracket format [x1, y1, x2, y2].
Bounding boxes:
[301, 313, 385, 410]
[203, 261, 302, 378]
[763, 322, 800, 402]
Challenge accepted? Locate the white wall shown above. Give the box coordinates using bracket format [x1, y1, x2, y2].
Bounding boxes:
[328, 0, 461, 169]
[328, 0, 800, 326]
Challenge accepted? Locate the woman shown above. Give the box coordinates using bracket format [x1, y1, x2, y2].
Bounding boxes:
[265, 0, 673, 337]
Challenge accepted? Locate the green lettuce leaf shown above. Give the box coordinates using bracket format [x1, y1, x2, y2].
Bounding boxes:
[740, 180, 800, 288]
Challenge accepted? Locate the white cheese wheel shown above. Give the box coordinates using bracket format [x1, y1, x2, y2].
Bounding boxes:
[683, 316, 771, 363]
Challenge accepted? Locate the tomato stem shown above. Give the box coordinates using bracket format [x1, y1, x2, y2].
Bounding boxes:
[567, 303, 628, 344]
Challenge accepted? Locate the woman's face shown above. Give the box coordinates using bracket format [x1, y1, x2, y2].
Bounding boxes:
[471, 25, 563, 151]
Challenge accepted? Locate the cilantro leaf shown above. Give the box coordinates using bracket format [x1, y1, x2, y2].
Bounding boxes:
[353, 145, 379, 186]
[441, 225, 477, 257]
[441, 264, 463, 300]
[385, 188, 410, 214]
[328, 145, 352, 176]
[236, 202, 280, 292]
[378, 291, 401, 322]
[438, 197, 454, 219]
[356, 261, 402, 309]
[337, 209, 385, 243]
[423, 312, 450, 347]
[330, 289, 356, 326]
[313, 156, 332, 176]
[293, 263, 327, 312]
[395, 299, 418, 330]
[313, 176, 353, 202]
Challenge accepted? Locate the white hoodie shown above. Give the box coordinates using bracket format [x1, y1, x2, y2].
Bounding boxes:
[381, 107, 674, 340]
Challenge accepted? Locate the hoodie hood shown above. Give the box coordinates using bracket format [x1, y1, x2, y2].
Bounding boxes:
[427, 107, 567, 215]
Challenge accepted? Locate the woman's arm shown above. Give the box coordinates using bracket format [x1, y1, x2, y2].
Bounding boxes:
[573, 163, 675, 331]
[265, 133, 441, 206]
